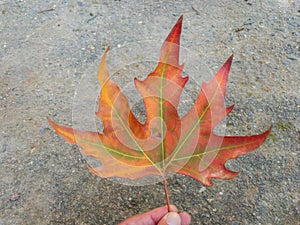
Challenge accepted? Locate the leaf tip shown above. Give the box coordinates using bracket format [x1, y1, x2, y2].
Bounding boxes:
[226, 104, 235, 115]
[178, 15, 183, 23]
[47, 117, 76, 144]
[98, 46, 111, 87]
[264, 125, 273, 139]
[165, 15, 183, 44]
[226, 54, 234, 67]
[46, 116, 55, 127]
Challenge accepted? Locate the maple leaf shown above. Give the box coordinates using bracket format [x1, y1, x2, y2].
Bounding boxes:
[48, 16, 271, 211]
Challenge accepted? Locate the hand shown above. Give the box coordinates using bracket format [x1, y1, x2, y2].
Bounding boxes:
[119, 205, 191, 225]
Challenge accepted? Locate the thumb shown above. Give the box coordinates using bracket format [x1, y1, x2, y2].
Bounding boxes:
[157, 212, 181, 225]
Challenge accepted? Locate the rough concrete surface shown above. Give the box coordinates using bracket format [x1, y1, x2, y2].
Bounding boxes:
[0, 0, 299, 224]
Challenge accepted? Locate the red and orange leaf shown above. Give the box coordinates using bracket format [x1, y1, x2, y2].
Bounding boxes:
[48, 15, 271, 205]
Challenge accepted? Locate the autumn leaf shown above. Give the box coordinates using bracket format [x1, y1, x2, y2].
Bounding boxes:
[48, 15, 271, 211]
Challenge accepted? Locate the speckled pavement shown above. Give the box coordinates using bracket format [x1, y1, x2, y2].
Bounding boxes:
[1, 1, 299, 224]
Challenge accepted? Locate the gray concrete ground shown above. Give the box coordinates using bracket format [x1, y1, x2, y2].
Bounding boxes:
[0, 0, 299, 224]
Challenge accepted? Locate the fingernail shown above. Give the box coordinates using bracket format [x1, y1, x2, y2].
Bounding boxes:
[165, 212, 181, 225]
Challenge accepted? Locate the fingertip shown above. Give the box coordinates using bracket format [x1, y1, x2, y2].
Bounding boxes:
[179, 212, 191, 225]
[158, 212, 181, 225]
[169, 205, 178, 212]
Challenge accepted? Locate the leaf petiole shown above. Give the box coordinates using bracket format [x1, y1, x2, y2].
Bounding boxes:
[163, 176, 171, 212]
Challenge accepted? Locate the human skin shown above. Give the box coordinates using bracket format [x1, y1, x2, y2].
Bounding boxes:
[118, 205, 191, 225]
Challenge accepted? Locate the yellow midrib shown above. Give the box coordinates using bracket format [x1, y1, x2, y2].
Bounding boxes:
[165, 76, 224, 168]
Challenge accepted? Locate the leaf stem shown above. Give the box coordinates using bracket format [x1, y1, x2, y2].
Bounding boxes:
[163, 176, 171, 212]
